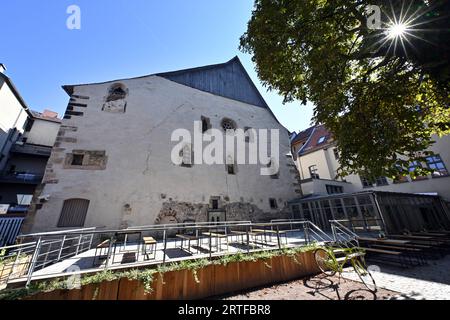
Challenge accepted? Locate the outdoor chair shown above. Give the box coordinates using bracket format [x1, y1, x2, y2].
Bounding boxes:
[142, 236, 157, 260]
[93, 239, 114, 266]
[176, 227, 203, 254]
[111, 231, 142, 264]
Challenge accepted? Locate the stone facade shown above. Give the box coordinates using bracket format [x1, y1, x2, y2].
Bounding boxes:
[22, 59, 299, 233]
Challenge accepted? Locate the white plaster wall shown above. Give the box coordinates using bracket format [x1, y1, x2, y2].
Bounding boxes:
[0, 80, 28, 133]
[29, 76, 298, 232]
[0, 79, 29, 171]
[24, 118, 60, 147]
[297, 149, 332, 180]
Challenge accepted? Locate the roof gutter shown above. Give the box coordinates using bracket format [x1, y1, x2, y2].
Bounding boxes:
[0, 72, 33, 118]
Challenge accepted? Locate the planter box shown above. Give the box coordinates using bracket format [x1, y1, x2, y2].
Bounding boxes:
[25, 279, 120, 300]
[19, 250, 320, 300]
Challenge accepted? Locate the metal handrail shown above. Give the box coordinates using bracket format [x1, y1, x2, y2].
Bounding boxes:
[330, 220, 360, 248]
[0, 220, 334, 288]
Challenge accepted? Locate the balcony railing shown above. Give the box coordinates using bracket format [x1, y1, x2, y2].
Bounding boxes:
[0, 173, 43, 184]
[10, 143, 52, 157]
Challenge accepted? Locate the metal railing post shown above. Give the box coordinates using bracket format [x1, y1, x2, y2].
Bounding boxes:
[57, 236, 66, 262]
[209, 229, 213, 260]
[75, 234, 82, 255]
[276, 225, 282, 249]
[104, 235, 115, 270]
[331, 222, 337, 242]
[88, 234, 94, 250]
[162, 230, 167, 265]
[304, 223, 310, 244]
[246, 226, 250, 252]
[26, 237, 42, 287]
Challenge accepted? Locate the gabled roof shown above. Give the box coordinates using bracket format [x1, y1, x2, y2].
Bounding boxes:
[156, 56, 269, 109]
[294, 124, 334, 156]
[63, 57, 269, 109]
[62, 57, 288, 130]
[291, 126, 315, 145]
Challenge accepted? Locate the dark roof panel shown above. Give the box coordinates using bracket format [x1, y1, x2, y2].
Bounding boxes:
[156, 57, 269, 108]
[296, 124, 334, 156]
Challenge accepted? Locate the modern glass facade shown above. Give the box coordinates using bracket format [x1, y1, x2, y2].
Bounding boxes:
[290, 191, 450, 234]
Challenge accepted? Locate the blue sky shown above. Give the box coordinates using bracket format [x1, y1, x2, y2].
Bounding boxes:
[2, 0, 314, 133]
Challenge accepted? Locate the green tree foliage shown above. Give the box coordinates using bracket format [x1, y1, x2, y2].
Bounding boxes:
[240, 0, 449, 179]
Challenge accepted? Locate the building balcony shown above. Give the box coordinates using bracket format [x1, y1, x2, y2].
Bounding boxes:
[0, 172, 43, 184]
[10, 143, 52, 157]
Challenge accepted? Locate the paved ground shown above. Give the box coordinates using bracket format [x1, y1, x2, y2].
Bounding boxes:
[342, 255, 450, 300]
[220, 274, 398, 300]
[221, 254, 450, 300]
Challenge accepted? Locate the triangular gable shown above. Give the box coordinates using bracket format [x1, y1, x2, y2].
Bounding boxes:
[156, 56, 269, 109]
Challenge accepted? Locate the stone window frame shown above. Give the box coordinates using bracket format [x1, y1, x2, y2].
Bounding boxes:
[64, 150, 108, 170]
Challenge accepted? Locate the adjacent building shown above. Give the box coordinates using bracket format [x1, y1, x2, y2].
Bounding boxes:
[289, 124, 450, 233]
[0, 64, 61, 245]
[22, 57, 299, 233]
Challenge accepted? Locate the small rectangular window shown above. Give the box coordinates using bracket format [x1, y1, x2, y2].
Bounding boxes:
[326, 185, 343, 195]
[317, 136, 326, 144]
[360, 176, 374, 188]
[269, 198, 278, 209]
[227, 164, 236, 175]
[309, 165, 319, 179]
[333, 148, 340, 160]
[71, 154, 84, 166]
[375, 176, 389, 186]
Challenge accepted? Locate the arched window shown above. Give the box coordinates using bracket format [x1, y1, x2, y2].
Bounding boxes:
[221, 118, 237, 131]
[103, 83, 128, 113]
[106, 83, 127, 102]
[57, 199, 90, 228]
[180, 144, 193, 167]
